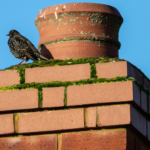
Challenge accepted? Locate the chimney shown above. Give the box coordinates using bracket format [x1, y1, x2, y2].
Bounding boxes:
[0, 3, 150, 150]
[35, 3, 123, 59]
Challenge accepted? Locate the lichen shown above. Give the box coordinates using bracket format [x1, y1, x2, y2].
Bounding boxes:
[35, 20, 41, 28]
[38, 37, 121, 50]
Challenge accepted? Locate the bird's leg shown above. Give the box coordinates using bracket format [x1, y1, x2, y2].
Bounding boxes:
[17, 59, 26, 65]
[22, 60, 27, 65]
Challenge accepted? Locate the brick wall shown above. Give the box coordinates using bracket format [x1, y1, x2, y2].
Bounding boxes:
[0, 59, 150, 149]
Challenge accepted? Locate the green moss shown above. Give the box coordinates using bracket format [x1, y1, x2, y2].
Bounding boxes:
[38, 88, 43, 108]
[38, 37, 121, 50]
[64, 87, 67, 107]
[1, 57, 150, 104]
[14, 114, 19, 133]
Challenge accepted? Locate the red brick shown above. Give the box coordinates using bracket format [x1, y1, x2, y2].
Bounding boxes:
[96, 61, 128, 79]
[0, 114, 14, 135]
[98, 104, 131, 127]
[134, 68, 143, 85]
[0, 134, 57, 150]
[143, 78, 150, 90]
[141, 91, 148, 113]
[131, 106, 147, 136]
[25, 64, 90, 83]
[97, 104, 147, 137]
[18, 108, 84, 133]
[60, 129, 127, 150]
[43, 87, 64, 108]
[67, 81, 140, 106]
[0, 89, 38, 111]
[86, 107, 96, 128]
[0, 70, 20, 87]
[148, 121, 150, 141]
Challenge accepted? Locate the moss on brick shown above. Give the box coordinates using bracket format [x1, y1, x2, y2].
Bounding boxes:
[64, 87, 67, 107]
[0, 57, 150, 108]
[38, 37, 121, 50]
[14, 114, 19, 133]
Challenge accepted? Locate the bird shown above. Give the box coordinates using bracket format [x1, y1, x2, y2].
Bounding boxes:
[7, 30, 48, 65]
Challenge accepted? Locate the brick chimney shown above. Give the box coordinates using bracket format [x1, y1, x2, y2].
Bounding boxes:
[0, 3, 150, 150]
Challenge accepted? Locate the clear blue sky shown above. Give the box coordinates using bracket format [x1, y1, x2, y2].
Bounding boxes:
[0, 0, 150, 78]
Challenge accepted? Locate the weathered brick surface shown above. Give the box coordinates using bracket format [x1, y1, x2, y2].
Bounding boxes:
[0, 89, 38, 111]
[86, 107, 96, 128]
[141, 91, 148, 113]
[134, 68, 143, 85]
[43, 87, 64, 108]
[67, 81, 140, 106]
[25, 63, 90, 83]
[60, 129, 127, 150]
[131, 106, 147, 136]
[0, 134, 57, 150]
[0, 70, 20, 87]
[96, 61, 128, 79]
[18, 108, 84, 133]
[98, 104, 131, 127]
[0, 114, 14, 135]
[143, 78, 150, 90]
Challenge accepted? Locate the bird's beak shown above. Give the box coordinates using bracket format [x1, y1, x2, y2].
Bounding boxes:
[6, 34, 9, 36]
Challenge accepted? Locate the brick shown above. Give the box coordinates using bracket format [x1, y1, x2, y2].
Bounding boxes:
[0, 70, 20, 87]
[43, 87, 64, 108]
[127, 62, 134, 77]
[126, 130, 135, 150]
[60, 129, 127, 150]
[135, 137, 150, 150]
[97, 104, 147, 136]
[148, 121, 150, 141]
[141, 91, 148, 113]
[0, 89, 38, 111]
[67, 81, 140, 106]
[0, 134, 57, 150]
[98, 104, 131, 127]
[131, 106, 147, 136]
[0, 114, 14, 135]
[25, 63, 90, 83]
[149, 95, 150, 115]
[133, 83, 140, 106]
[96, 61, 128, 79]
[134, 68, 143, 85]
[18, 108, 84, 133]
[86, 107, 96, 128]
[143, 78, 150, 90]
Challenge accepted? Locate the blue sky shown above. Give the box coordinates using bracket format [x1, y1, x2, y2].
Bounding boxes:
[0, 0, 150, 78]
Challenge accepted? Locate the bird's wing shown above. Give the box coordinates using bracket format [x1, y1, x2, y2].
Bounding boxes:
[14, 35, 38, 60]
[15, 35, 40, 53]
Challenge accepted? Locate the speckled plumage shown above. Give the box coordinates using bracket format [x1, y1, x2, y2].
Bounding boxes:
[7, 30, 48, 65]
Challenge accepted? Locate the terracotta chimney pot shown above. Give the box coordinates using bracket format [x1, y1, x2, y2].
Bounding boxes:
[35, 3, 123, 59]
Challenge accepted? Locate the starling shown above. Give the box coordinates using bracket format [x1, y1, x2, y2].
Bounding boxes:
[7, 30, 48, 65]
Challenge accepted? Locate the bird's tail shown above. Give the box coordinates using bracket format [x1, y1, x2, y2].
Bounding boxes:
[39, 54, 49, 61]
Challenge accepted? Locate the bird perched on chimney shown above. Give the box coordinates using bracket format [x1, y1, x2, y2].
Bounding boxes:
[7, 30, 48, 65]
